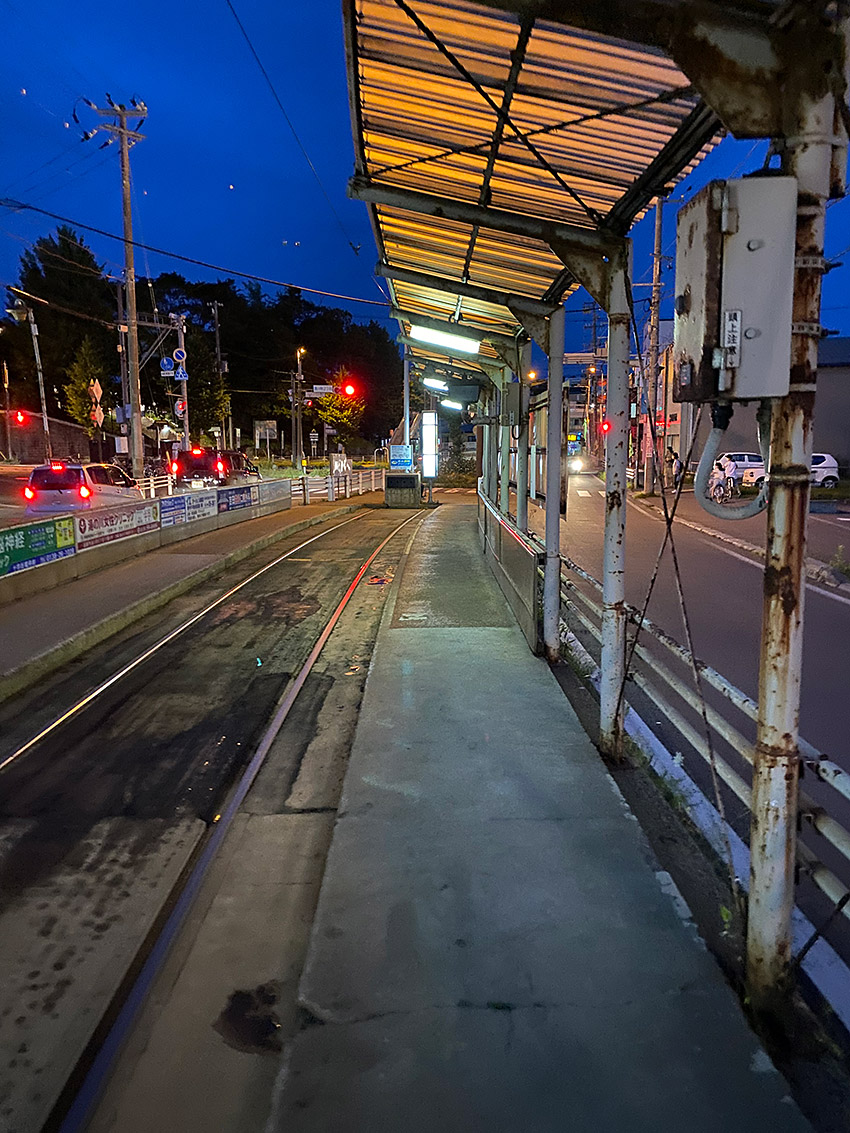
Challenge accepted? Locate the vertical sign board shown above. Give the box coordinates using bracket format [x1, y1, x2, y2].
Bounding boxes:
[389, 444, 412, 469]
[421, 411, 438, 479]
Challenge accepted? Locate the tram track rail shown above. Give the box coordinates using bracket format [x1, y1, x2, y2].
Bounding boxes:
[0, 508, 427, 1133]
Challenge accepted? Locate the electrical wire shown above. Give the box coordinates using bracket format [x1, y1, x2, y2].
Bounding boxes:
[224, 0, 362, 259]
[1, 198, 388, 307]
[622, 271, 745, 922]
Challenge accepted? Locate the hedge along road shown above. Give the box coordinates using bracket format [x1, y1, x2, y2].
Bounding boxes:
[0, 505, 427, 1133]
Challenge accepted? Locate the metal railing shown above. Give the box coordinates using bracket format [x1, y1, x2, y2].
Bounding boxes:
[292, 469, 384, 504]
[543, 541, 850, 943]
[136, 470, 385, 505]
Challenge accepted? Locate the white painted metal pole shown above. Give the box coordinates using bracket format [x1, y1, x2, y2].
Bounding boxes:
[488, 387, 499, 504]
[499, 371, 510, 515]
[403, 347, 410, 447]
[516, 341, 531, 532]
[747, 86, 833, 1007]
[543, 305, 565, 663]
[599, 262, 631, 755]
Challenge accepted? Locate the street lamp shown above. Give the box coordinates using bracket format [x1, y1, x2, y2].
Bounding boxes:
[5, 299, 52, 460]
[294, 347, 307, 470]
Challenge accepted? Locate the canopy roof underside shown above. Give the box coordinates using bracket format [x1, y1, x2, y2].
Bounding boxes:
[345, 0, 722, 368]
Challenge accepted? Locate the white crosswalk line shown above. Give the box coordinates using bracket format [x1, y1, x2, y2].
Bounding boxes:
[577, 490, 591, 497]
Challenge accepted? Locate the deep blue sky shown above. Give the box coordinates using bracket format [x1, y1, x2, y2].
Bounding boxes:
[4, 1, 850, 356]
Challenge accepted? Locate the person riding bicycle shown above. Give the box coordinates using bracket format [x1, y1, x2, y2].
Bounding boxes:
[708, 461, 730, 503]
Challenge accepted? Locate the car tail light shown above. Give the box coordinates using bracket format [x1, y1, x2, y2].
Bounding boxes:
[171, 461, 179, 475]
[216, 460, 225, 473]
[50, 461, 65, 471]
[23, 485, 35, 501]
[191, 447, 203, 455]
[79, 484, 92, 499]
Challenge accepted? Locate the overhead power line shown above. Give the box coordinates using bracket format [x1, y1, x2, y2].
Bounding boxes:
[224, 0, 362, 258]
[0, 198, 387, 307]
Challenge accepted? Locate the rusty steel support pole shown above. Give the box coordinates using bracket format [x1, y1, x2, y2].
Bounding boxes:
[543, 305, 565, 663]
[599, 260, 631, 756]
[746, 90, 834, 1008]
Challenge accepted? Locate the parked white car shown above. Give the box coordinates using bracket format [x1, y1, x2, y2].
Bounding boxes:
[23, 461, 143, 514]
[717, 452, 763, 484]
[740, 452, 840, 490]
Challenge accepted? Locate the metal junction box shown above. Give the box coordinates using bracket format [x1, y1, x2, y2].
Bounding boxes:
[500, 382, 522, 426]
[385, 472, 421, 507]
[673, 176, 797, 402]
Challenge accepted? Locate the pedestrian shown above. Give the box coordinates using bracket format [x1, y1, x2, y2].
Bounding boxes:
[665, 445, 675, 486]
[672, 452, 683, 487]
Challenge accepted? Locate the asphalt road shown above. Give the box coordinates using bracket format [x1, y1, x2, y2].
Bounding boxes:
[536, 476, 849, 762]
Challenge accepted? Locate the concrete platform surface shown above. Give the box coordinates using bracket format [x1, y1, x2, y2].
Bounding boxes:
[271, 504, 809, 1131]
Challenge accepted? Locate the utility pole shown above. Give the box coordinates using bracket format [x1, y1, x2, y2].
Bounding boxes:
[115, 282, 130, 455]
[88, 98, 146, 478]
[2, 362, 11, 460]
[643, 196, 663, 493]
[5, 300, 51, 460]
[209, 300, 227, 448]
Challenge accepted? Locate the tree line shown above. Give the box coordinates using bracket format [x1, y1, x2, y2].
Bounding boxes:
[0, 226, 405, 450]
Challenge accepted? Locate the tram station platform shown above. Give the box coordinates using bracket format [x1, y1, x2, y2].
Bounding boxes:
[261, 501, 808, 1132]
[2, 493, 811, 1130]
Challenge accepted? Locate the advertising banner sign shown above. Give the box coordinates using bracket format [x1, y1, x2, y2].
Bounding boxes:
[75, 501, 160, 550]
[258, 479, 291, 505]
[159, 495, 188, 527]
[0, 517, 76, 577]
[184, 490, 218, 523]
[218, 485, 257, 513]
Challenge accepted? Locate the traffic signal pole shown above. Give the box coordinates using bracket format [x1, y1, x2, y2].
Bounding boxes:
[2, 362, 11, 460]
[177, 317, 189, 447]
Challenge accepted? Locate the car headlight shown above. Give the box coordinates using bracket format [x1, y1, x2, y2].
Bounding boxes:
[569, 458, 583, 473]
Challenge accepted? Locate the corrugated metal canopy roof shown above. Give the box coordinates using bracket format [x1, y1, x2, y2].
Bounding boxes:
[344, 0, 722, 370]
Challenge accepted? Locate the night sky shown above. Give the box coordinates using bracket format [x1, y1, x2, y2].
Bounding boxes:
[3, 1, 850, 354]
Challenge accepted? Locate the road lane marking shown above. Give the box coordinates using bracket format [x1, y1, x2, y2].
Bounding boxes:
[577, 490, 591, 497]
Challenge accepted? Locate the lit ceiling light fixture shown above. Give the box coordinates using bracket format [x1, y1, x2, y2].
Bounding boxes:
[409, 324, 480, 355]
[423, 377, 449, 392]
[440, 399, 464, 411]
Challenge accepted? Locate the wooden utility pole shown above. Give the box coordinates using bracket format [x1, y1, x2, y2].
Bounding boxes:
[89, 98, 147, 477]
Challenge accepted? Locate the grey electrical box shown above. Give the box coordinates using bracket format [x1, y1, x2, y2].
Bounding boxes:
[500, 382, 522, 426]
[385, 472, 421, 507]
[673, 176, 797, 402]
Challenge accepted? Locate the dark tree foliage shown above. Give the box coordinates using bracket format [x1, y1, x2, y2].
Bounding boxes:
[2, 226, 403, 445]
[3, 226, 115, 417]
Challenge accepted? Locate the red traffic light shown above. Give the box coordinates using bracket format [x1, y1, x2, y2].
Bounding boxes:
[13, 409, 27, 426]
[343, 383, 356, 397]
[600, 419, 612, 435]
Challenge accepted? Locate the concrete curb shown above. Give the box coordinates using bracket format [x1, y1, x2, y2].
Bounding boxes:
[0, 503, 367, 705]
